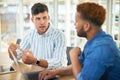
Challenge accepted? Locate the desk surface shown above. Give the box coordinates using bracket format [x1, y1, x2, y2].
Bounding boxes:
[0, 53, 75, 80]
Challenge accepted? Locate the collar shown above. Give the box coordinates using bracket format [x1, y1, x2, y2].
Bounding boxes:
[86, 29, 104, 45]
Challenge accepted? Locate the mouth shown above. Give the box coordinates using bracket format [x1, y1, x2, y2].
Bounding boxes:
[39, 26, 45, 29]
[39, 26, 44, 28]
[75, 27, 78, 31]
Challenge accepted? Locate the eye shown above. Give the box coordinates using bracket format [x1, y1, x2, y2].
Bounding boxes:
[36, 18, 40, 21]
[43, 16, 47, 20]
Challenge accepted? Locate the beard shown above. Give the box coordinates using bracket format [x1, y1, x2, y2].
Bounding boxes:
[77, 26, 87, 38]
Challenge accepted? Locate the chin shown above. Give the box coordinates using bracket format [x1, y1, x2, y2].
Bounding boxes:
[77, 33, 86, 38]
[37, 30, 44, 34]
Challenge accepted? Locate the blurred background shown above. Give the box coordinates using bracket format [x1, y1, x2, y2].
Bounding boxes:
[0, 0, 120, 52]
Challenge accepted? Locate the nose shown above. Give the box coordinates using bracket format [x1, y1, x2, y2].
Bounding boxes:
[74, 22, 78, 26]
[38, 19, 45, 25]
[39, 19, 44, 25]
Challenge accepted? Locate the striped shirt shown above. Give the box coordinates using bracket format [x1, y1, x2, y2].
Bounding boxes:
[19, 25, 67, 69]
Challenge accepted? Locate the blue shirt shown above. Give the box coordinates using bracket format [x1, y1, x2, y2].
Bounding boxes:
[19, 24, 67, 69]
[77, 30, 120, 80]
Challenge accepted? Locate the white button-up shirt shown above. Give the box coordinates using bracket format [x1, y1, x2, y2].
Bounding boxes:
[19, 24, 67, 69]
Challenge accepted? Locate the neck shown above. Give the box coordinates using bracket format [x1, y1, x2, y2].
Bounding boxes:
[86, 27, 101, 41]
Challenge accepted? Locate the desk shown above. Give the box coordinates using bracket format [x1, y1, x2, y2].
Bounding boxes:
[0, 53, 75, 80]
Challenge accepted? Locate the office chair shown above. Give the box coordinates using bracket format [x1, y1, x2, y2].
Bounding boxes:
[66, 47, 73, 65]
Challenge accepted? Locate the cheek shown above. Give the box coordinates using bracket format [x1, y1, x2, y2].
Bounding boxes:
[35, 22, 40, 26]
[76, 25, 81, 31]
[75, 24, 79, 29]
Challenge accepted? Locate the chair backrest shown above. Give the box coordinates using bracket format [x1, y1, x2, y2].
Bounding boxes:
[66, 47, 73, 65]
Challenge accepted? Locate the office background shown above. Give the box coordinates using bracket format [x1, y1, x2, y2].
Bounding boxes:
[0, 0, 120, 52]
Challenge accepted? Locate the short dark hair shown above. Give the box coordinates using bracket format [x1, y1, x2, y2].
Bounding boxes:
[31, 3, 48, 15]
[77, 2, 106, 27]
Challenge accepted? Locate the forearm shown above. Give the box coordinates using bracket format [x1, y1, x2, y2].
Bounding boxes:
[70, 56, 82, 78]
[55, 65, 73, 76]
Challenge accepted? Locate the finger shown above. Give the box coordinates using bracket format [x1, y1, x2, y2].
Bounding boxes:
[9, 46, 15, 50]
[39, 72, 43, 80]
[8, 48, 17, 59]
[9, 43, 15, 46]
[39, 72, 44, 80]
[39, 71, 48, 80]
[10, 43, 17, 48]
[41, 73, 47, 80]
[44, 74, 53, 80]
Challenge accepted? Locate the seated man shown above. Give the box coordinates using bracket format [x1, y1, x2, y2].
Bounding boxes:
[8, 3, 67, 69]
[39, 2, 120, 80]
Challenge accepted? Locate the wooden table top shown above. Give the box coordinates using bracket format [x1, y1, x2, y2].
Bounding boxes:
[0, 53, 75, 80]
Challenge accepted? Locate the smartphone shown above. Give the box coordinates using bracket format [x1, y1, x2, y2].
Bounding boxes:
[0, 64, 16, 75]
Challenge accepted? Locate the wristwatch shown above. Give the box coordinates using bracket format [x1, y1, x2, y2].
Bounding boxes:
[36, 60, 40, 65]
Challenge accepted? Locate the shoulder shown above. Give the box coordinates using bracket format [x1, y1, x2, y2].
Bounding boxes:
[23, 29, 37, 38]
[92, 34, 114, 48]
[91, 34, 117, 55]
[87, 34, 118, 61]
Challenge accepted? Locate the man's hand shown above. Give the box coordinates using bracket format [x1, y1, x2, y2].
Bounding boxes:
[69, 47, 81, 58]
[39, 69, 57, 80]
[8, 43, 19, 60]
[22, 50, 37, 65]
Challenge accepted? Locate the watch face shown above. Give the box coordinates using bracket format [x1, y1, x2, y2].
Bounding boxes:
[36, 60, 40, 65]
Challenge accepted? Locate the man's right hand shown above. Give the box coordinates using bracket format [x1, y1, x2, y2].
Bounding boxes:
[8, 43, 19, 60]
[39, 69, 57, 80]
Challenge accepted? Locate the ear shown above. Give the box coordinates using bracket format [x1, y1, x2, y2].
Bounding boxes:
[83, 23, 91, 32]
[48, 15, 50, 20]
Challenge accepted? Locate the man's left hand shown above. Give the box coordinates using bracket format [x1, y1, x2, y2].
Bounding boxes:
[22, 50, 37, 64]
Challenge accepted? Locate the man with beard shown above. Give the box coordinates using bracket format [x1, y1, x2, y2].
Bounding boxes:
[8, 3, 67, 69]
[39, 2, 120, 80]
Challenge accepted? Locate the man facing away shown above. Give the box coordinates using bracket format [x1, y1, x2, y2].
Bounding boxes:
[8, 3, 67, 69]
[39, 2, 120, 80]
